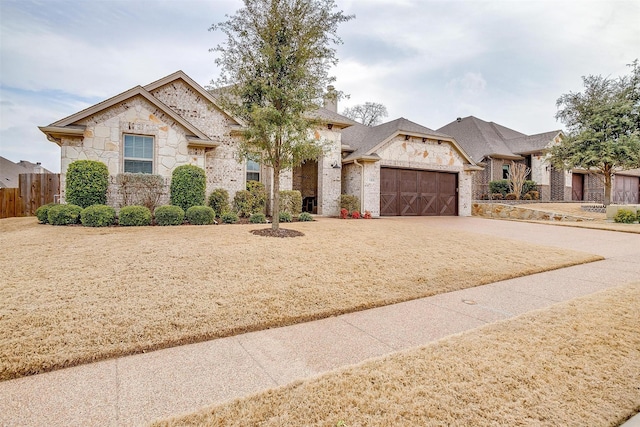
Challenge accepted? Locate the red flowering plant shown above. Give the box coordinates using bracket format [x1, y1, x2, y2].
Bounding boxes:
[351, 211, 361, 219]
[340, 208, 349, 219]
[363, 210, 372, 219]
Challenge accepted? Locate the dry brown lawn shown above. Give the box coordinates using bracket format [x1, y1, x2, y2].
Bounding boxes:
[0, 216, 601, 381]
[155, 283, 640, 427]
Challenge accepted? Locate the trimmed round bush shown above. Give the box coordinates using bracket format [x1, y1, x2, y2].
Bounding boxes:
[340, 194, 360, 213]
[155, 205, 185, 226]
[170, 165, 205, 212]
[47, 204, 82, 225]
[118, 205, 152, 226]
[208, 188, 230, 217]
[35, 203, 57, 224]
[221, 212, 239, 224]
[505, 193, 517, 200]
[66, 160, 109, 208]
[298, 212, 313, 222]
[614, 209, 637, 224]
[186, 206, 215, 225]
[81, 204, 116, 227]
[279, 211, 292, 223]
[249, 213, 267, 224]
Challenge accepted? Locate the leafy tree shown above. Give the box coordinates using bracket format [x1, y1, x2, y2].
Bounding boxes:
[210, 0, 353, 230]
[343, 102, 388, 126]
[549, 60, 640, 205]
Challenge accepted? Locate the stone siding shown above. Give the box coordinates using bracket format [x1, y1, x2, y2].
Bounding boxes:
[316, 128, 342, 216]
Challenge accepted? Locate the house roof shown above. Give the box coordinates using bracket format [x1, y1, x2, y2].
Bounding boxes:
[0, 157, 52, 188]
[342, 117, 475, 165]
[437, 116, 562, 162]
[308, 107, 359, 128]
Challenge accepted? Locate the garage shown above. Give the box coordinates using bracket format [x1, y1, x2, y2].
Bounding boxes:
[380, 168, 458, 216]
[614, 175, 640, 204]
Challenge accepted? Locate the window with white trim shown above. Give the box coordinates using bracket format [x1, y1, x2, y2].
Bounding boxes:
[246, 160, 260, 182]
[124, 135, 154, 173]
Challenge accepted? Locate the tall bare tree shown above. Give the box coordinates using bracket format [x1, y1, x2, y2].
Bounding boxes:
[508, 161, 531, 200]
[210, 0, 353, 231]
[343, 102, 388, 126]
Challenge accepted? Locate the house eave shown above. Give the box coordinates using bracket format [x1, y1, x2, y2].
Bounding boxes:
[186, 138, 221, 148]
[464, 164, 484, 172]
[38, 126, 86, 146]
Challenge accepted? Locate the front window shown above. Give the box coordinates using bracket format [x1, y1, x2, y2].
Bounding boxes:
[246, 160, 260, 182]
[124, 134, 153, 173]
[502, 164, 510, 180]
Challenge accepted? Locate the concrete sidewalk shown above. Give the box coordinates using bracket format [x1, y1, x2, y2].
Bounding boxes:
[1, 218, 639, 426]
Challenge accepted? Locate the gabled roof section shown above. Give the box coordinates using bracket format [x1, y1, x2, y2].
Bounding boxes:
[342, 117, 475, 165]
[437, 116, 561, 161]
[143, 70, 244, 126]
[437, 116, 518, 161]
[40, 85, 219, 146]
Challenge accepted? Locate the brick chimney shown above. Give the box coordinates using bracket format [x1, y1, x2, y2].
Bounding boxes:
[323, 85, 337, 113]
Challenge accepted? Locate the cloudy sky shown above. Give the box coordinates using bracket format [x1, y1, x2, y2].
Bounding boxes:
[1, 0, 638, 173]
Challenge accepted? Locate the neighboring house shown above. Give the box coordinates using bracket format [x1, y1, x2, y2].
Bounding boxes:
[437, 116, 640, 204]
[438, 116, 565, 201]
[39, 70, 480, 217]
[0, 157, 51, 188]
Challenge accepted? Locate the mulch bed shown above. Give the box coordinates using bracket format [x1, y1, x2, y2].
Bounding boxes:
[250, 228, 305, 238]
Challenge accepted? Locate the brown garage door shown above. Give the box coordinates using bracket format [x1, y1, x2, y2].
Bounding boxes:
[613, 175, 640, 204]
[380, 168, 457, 216]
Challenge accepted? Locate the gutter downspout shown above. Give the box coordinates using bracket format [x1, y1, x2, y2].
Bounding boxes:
[353, 159, 365, 213]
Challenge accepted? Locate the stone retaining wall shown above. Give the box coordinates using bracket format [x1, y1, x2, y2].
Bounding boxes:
[472, 203, 594, 222]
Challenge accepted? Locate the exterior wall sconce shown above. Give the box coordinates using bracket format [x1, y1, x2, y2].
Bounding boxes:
[404, 135, 410, 141]
[437, 140, 442, 145]
[331, 161, 341, 169]
[422, 138, 427, 142]
[327, 123, 333, 130]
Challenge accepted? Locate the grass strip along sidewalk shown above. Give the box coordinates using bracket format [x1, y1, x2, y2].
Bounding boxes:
[156, 283, 640, 427]
[1, 217, 601, 381]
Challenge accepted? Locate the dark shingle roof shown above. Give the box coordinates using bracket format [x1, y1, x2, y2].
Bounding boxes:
[342, 117, 451, 161]
[437, 116, 561, 162]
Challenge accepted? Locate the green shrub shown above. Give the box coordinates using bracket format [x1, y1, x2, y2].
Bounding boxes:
[208, 188, 230, 216]
[35, 203, 57, 224]
[170, 165, 206, 212]
[80, 204, 116, 227]
[155, 205, 185, 226]
[638, 211, 640, 223]
[66, 160, 109, 208]
[340, 194, 360, 213]
[279, 211, 292, 222]
[247, 180, 266, 213]
[186, 206, 215, 225]
[47, 204, 82, 225]
[116, 173, 165, 212]
[233, 190, 252, 217]
[522, 180, 538, 195]
[489, 180, 510, 197]
[279, 190, 302, 215]
[249, 213, 267, 223]
[221, 212, 239, 224]
[234, 181, 267, 217]
[298, 212, 313, 222]
[118, 205, 152, 226]
[614, 209, 637, 224]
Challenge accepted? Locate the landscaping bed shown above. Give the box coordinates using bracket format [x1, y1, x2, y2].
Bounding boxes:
[0, 216, 602, 381]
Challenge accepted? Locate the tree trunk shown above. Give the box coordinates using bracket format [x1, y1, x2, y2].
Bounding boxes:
[272, 165, 280, 230]
[604, 172, 612, 206]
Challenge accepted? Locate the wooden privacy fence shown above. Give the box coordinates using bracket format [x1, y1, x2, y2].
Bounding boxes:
[0, 173, 60, 219]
